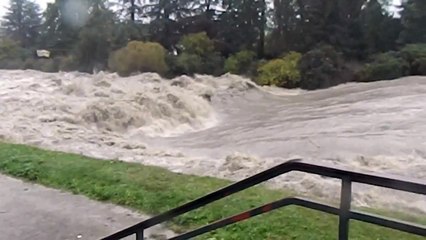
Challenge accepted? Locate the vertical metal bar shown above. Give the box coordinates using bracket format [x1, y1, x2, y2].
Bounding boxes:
[136, 230, 144, 240]
[339, 178, 352, 240]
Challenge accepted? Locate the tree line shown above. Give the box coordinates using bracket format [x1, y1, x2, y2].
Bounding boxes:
[1, 0, 425, 90]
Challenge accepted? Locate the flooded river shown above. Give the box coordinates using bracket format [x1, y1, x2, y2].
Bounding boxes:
[1, 70, 425, 213]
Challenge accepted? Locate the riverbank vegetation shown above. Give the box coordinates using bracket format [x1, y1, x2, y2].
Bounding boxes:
[0, 142, 425, 239]
[0, 0, 425, 90]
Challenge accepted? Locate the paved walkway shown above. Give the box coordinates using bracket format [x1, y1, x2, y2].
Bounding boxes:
[0, 174, 174, 240]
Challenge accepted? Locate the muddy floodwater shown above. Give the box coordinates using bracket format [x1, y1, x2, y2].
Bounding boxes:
[1, 70, 425, 213]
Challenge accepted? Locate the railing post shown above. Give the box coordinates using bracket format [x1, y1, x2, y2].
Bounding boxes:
[339, 177, 352, 240]
[136, 230, 144, 240]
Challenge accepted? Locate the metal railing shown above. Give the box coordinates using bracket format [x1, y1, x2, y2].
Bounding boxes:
[103, 159, 426, 240]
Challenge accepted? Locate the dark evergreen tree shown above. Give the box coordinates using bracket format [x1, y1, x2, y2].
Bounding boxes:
[1, 0, 42, 47]
[399, 0, 426, 43]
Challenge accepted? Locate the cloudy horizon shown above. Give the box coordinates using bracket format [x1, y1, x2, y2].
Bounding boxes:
[0, 0, 53, 17]
[0, 0, 402, 18]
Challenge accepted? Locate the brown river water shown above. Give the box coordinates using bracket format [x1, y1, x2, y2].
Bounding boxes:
[1, 70, 425, 214]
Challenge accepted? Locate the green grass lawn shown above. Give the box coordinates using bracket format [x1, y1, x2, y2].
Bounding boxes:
[0, 142, 424, 240]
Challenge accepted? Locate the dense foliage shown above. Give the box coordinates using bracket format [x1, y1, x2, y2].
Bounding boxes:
[299, 45, 348, 90]
[108, 41, 168, 76]
[0, 0, 425, 89]
[400, 44, 426, 75]
[224, 50, 257, 75]
[257, 52, 301, 88]
[173, 32, 223, 75]
[359, 52, 409, 82]
[357, 43, 426, 82]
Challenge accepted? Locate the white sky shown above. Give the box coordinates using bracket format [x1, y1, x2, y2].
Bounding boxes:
[0, 0, 54, 17]
[0, 0, 402, 18]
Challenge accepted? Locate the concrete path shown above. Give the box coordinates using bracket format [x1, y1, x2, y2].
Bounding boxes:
[0, 174, 174, 240]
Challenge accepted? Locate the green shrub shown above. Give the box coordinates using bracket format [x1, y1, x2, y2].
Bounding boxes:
[299, 45, 346, 90]
[224, 50, 256, 75]
[400, 44, 426, 75]
[39, 59, 59, 72]
[0, 59, 25, 69]
[174, 52, 224, 76]
[23, 58, 36, 69]
[256, 52, 301, 88]
[175, 53, 203, 75]
[416, 57, 426, 75]
[359, 51, 409, 82]
[58, 56, 78, 72]
[178, 32, 215, 56]
[0, 38, 25, 61]
[22, 58, 59, 73]
[207, 54, 225, 76]
[0, 38, 27, 69]
[174, 32, 223, 75]
[108, 41, 168, 76]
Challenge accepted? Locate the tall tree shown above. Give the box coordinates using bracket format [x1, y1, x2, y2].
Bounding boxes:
[172, 0, 222, 42]
[399, 0, 426, 43]
[39, 0, 87, 53]
[116, 0, 143, 22]
[217, 0, 267, 56]
[39, 0, 108, 53]
[257, 0, 267, 57]
[267, 0, 300, 56]
[142, 0, 194, 49]
[74, 0, 116, 72]
[38, 2, 60, 50]
[129, 0, 137, 21]
[287, 0, 367, 56]
[361, 0, 401, 55]
[1, 0, 42, 48]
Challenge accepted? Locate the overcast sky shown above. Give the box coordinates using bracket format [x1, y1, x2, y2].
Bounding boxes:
[0, 0, 53, 17]
[0, 0, 402, 18]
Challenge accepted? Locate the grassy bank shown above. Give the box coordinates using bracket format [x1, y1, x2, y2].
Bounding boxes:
[0, 142, 424, 240]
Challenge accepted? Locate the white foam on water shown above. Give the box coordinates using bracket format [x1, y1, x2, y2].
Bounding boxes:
[1, 70, 425, 214]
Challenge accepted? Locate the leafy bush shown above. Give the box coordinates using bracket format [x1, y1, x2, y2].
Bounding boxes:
[22, 58, 59, 72]
[224, 50, 256, 75]
[358, 44, 425, 81]
[0, 38, 25, 61]
[256, 52, 301, 88]
[0, 38, 26, 69]
[0, 59, 25, 69]
[39, 59, 59, 72]
[108, 41, 168, 76]
[174, 32, 223, 75]
[359, 51, 409, 82]
[400, 44, 426, 75]
[21, 56, 76, 73]
[175, 53, 203, 75]
[23, 58, 36, 69]
[299, 45, 347, 90]
[207, 54, 225, 76]
[416, 58, 426, 75]
[178, 32, 215, 56]
[58, 56, 78, 72]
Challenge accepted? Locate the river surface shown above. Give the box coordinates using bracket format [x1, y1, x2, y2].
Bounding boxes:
[1, 70, 425, 213]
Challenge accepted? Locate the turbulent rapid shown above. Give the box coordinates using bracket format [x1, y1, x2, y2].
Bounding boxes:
[1, 70, 425, 214]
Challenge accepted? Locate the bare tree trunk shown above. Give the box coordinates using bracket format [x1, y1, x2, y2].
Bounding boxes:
[130, 0, 135, 21]
[257, 0, 266, 57]
[206, 0, 211, 11]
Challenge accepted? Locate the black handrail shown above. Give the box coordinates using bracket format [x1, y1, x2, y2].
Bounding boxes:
[102, 159, 426, 240]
